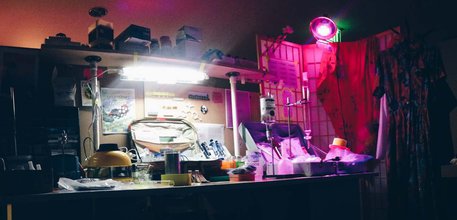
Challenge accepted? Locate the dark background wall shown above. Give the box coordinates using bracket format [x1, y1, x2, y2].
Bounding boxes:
[440, 39, 457, 155]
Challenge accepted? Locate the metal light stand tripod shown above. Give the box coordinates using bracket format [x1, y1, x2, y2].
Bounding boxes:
[286, 97, 292, 158]
[286, 96, 312, 155]
[265, 122, 275, 175]
[301, 83, 326, 157]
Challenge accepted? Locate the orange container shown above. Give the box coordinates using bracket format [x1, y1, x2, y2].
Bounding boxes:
[221, 160, 236, 170]
[229, 173, 255, 182]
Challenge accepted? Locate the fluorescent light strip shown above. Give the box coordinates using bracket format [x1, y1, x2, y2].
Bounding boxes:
[121, 65, 207, 84]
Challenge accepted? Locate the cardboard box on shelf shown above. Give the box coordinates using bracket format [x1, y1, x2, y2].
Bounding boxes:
[175, 39, 202, 60]
[115, 41, 150, 54]
[114, 24, 151, 53]
[116, 24, 151, 43]
[88, 19, 114, 49]
[176, 25, 202, 43]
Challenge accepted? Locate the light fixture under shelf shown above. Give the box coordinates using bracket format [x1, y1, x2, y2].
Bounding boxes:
[121, 65, 208, 84]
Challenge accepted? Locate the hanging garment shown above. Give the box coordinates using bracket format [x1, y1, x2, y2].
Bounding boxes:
[377, 39, 451, 220]
[376, 94, 389, 159]
[318, 38, 380, 154]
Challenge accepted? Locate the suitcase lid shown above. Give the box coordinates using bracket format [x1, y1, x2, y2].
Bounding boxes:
[129, 117, 199, 153]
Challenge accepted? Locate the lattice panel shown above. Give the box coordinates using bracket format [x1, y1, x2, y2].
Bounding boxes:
[257, 36, 304, 126]
[302, 44, 336, 150]
[267, 58, 299, 88]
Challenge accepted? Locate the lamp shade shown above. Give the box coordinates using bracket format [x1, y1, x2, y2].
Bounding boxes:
[309, 16, 337, 40]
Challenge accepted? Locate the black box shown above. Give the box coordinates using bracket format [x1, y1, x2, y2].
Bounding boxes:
[115, 42, 150, 54]
[88, 19, 114, 49]
[115, 24, 151, 44]
[115, 25, 151, 53]
[337, 161, 371, 174]
[293, 161, 336, 176]
[0, 170, 53, 195]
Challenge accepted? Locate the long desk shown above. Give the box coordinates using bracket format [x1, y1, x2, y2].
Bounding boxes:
[1, 173, 376, 220]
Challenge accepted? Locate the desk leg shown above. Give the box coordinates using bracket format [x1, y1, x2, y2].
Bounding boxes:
[7, 204, 12, 220]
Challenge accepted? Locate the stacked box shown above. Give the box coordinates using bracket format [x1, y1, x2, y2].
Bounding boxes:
[116, 42, 150, 54]
[175, 40, 202, 59]
[175, 25, 202, 59]
[43, 33, 81, 47]
[176, 26, 202, 42]
[88, 19, 114, 49]
[114, 24, 151, 54]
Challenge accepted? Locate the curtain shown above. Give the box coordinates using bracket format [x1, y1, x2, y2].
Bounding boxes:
[317, 38, 380, 154]
[377, 39, 448, 220]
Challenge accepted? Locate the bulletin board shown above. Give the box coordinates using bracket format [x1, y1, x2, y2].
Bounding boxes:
[144, 83, 213, 123]
[143, 82, 251, 150]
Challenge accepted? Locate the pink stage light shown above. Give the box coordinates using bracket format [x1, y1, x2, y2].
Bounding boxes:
[316, 25, 332, 38]
[309, 16, 337, 41]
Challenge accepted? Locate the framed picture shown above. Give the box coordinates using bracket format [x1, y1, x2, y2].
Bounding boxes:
[80, 80, 93, 107]
[100, 88, 136, 134]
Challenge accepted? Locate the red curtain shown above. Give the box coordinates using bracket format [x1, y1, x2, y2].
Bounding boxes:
[317, 38, 379, 154]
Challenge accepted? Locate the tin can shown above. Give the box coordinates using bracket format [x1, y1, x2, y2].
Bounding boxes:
[164, 150, 180, 174]
[260, 94, 276, 123]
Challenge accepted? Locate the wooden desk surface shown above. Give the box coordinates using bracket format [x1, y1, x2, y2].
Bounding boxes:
[1, 172, 376, 204]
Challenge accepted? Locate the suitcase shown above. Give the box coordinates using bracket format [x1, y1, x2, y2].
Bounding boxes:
[128, 117, 227, 178]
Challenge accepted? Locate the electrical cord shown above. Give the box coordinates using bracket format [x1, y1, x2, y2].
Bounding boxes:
[180, 154, 189, 161]
[85, 81, 102, 153]
[82, 136, 92, 160]
[311, 144, 328, 156]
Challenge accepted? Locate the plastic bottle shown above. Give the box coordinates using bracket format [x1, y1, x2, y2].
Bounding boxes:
[246, 150, 264, 180]
[260, 94, 276, 124]
[131, 164, 139, 183]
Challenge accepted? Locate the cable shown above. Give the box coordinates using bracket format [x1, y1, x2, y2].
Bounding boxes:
[311, 145, 328, 156]
[85, 82, 102, 152]
[82, 137, 92, 160]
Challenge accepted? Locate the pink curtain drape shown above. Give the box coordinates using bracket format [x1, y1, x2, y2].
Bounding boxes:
[317, 38, 380, 154]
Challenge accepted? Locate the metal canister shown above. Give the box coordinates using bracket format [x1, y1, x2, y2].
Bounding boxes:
[260, 94, 276, 124]
[164, 150, 180, 174]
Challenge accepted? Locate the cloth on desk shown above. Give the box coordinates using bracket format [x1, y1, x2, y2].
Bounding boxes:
[58, 178, 118, 191]
[240, 122, 312, 154]
[324, 146, 373, 162]
[279, 137, 307, 158]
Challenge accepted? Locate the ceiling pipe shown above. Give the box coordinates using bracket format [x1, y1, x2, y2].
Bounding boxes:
[226, 71, 241, 158]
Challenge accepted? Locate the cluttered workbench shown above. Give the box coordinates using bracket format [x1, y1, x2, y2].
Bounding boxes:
[0, 172, 376, 220]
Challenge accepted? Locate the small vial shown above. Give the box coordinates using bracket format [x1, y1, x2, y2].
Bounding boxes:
[194, 170, 201, 183]
[188, 170, 195, 183]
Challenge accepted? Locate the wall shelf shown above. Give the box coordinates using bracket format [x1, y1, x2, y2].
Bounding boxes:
[39, 45, 265, 83]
